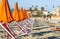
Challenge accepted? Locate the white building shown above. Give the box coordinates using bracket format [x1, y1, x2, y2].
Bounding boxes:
[43, 10, 48, 15]
[50, 6, 60, 16]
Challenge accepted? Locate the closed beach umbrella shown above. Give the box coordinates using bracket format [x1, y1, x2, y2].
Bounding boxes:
[19, 7, 24, 21]
[0, 2, 2, 22]
[12, 2, 20, 22]
[23, 9, 28, 19]
[0, 0, 16, 39]
[0, 0, 5, 22]
[1, 0, 13, 23]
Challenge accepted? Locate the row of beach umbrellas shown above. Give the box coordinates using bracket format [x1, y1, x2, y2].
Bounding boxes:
[0, 0, 33, 39]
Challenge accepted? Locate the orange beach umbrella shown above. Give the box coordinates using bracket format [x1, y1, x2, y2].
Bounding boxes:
[0, 2, 2, 22]
[0, 0, 5, 22]
[23, 9, 28, 19]
[0, 0, 16, 38]
[19, 7, 24, 21]
[12, 2, 20, 22]
[1, 0, 13, 23]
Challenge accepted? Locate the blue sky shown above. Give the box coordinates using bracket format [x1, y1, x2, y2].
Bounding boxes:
[0, 0, 60, 12]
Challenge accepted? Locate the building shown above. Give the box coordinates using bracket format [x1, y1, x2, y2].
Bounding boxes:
[43, 10, 48, 15]
[50, 6, 60, 16]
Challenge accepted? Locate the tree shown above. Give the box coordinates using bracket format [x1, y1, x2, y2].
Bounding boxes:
[34, 6, 38, 11]
[36, 11, 40, 17]
[29, 7, 32, 11]
[42, 14, 46, 18]
[41, 7, 44, 11]
[29, 7, 33, 13]
[32, 5, 34, 8]
[36, 5, 38, 7]
[47, 13, 53, 18]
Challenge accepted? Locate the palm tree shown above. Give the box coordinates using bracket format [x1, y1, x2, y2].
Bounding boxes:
[36, 5, 38, 7]
[34, 6, 38, 11]
[29, 7, 32, 11]
[41, 7, 44, 11]
[32, 5, 34, 8]
[29, 7, 33, 13]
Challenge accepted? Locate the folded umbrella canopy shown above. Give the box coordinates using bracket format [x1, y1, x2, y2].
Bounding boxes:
[1, 0, 13, 23]
[0, 2, 2, 22]
[22, 9, 33, 34]
[12, 7, 30, 35]
[18, 8, 33, 34]
[22, 9, 32, 28]
[19, 7, 29, 32]
[23, 9, 33, 28]
[0, 0, 16, 39]
[19, 7, 24, 21]
[12, 3, 26, 33]
[23, 9, 28, 20]
[12, 2, 20, 22]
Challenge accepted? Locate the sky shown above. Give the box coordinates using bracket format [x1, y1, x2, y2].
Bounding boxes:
[0, 0, 60, 12]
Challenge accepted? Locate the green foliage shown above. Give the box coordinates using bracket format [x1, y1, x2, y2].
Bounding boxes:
[41, 7, 44, 11]
[42, 14, 46, 18]
[29, 7, 32, 11]
[32, 11, 44, 17]
[34, 6, 38, 11]
[29, 7, 33, 13]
